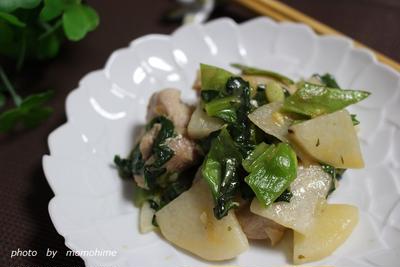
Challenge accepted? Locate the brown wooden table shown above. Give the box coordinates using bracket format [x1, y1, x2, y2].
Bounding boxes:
[1, 0, 399, 266]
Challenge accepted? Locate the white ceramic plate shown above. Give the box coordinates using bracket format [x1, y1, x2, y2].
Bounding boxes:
[43, 17, 400, 267]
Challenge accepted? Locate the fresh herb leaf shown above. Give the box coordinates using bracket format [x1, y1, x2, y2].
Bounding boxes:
[202, 128, 242, 219]
[0, 92, 5, 108]
[0, 0, 41, 12]
[231, 63, 294, 86]
[245, 143, 297, 207]
[39, 0, 77, 22]
[62, 3, 99, 41]
[0, 11, 26, 27]
[0, 91, 53, 132]
[282, 82, 370, 117]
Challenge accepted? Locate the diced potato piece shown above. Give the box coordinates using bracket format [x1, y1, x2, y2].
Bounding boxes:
[156, 180, 249, 261]
[248, 102, 293, 142]
[288, 110, 364, 168]
[139, 201, 156, 234]
[187, 105, 224, 139]
[294, 204, 359, 264]
[251, 165, 332, 234]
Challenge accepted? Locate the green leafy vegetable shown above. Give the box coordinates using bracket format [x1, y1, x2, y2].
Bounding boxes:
[143, 116, 175, 189]
[319, 73, 340, 89]
[282, 82, 370, 117]
[202, 128, 242, 219]
[275, 189, 293, 203]
[200, 63, 233, 92]
[351, 114, 360, 126]
[245, 143, 297, 207]
[114, 144, 145, 179]
[266, 81, 285, 103]
[204, 95, 239, 123]
[231, 63, 294, 86]
[321, 163, 346, 196]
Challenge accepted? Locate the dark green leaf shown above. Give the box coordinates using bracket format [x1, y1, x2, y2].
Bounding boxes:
[200, 63, 233, 92]
[0, 90, 53, 133]
[22, 106, 53, 128]
[275, 189, 293, 203]
[0, 11, 26, 27]
[320, 73, 340, 89]
[39, 0, 78, 21]
[351, 114, 360, 126]
[0, 0, 41, 12]
[36, 33, 60, 59]
[0, 108, 21, 132]
[20, 90, 53, 110]
[201, 128, 242, 219]
[0, 21, 18, 57]
[0, 93, 5, 108]
[204, 95, 239, 123]
[132, 183, 152, 207]
[231, 63, 294, 86]
[321, 163, 346, 197]
[62, 4, 99, 41]
[245, 143, 297, 207]
[282, 83, 370, 117]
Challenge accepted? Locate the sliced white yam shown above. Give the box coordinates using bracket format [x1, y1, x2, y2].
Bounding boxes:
[288, 109, 364, 168]
[156, 180, 249, 261]
[294, 204, 359, 264]
[251, 165, 332, 234]
[248, 102, 293, 142]
[187, 105, 224, 139]
[139, 201, 156, 234]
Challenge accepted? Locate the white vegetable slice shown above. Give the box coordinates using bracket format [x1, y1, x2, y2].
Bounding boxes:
[288, 109, 364, 168]
[248, 102, 293, 142]
[139, 201, 156, 234]
[251, 165, 332, 234]
[187, 105, 224, 139]
[293, 204, 359, 264]
[156, 179, 249, 261]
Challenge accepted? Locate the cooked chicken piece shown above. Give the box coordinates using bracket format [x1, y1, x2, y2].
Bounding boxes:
[165, 136, 200, 173]
[147, 89, 192, 133]
[236, 204, 286, 246]
[139, 123, 161, 160]
[134, 175, 146, 189]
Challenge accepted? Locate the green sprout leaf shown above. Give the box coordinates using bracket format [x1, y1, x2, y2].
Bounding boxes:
[0, 91, 53, 132]
[0, 92, 5, 108]
[0, 0, 41, 12]
[0, 11, 26, 27]
[63, 4, 99, 41]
